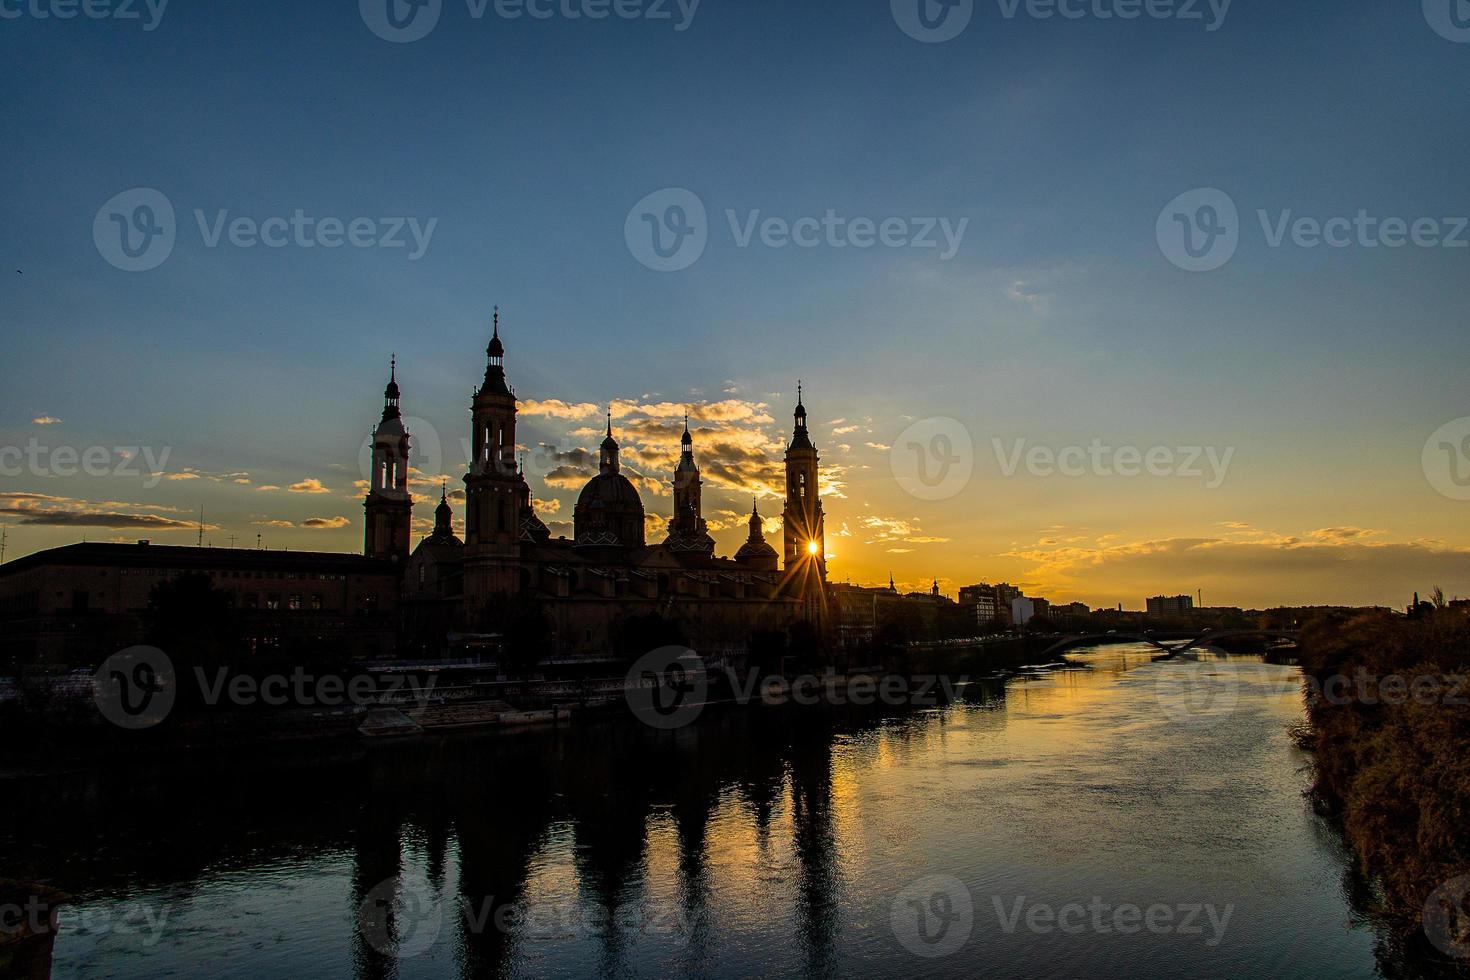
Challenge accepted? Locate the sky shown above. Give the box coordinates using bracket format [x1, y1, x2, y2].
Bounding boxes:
[1, 0, 1468, 609]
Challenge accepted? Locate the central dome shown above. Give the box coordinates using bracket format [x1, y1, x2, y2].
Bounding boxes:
[574, 471, 646, 548]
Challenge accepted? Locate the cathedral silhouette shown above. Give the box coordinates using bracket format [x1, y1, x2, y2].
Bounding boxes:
[374, 313, 831, 658]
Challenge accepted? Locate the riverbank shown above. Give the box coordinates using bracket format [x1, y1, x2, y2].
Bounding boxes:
[1294, 606, 1470, 970]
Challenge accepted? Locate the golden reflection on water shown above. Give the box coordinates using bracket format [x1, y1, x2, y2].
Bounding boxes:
[23, 645, 1386, 980]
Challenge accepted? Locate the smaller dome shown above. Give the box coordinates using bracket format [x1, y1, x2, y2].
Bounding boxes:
[736, 537, 778, 561]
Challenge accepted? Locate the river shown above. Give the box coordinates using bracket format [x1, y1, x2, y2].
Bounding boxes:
[1, 645, 1399, 978]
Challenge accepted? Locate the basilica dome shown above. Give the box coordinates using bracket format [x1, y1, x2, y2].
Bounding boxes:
[573, 419, 646, 549]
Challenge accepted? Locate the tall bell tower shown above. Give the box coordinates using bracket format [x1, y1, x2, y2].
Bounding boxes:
[364, 358, 412, 563]
[664, 414, 715, 555]
[783, 382, 827, 600]
[462, 309, 523, 611]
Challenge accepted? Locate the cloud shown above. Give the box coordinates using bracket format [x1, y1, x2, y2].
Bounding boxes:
[288, 479, 331, 494]
[31, 416, 61, 426]
[0, 491, 206, 531]
[164, 472, 201, 481]
[833, 425, 859, 435]
[545, 465, 595, 489]
[998, 529, 1470, 608]
[301, 516, 350, 529]
[252, 519, 296, 529]
[520, 399, 602, 420]
[532, 497, 561, 515]
[1308, 526, 1382, 542]
[256, 485, 282, 492]
[865, 442, 891, 452]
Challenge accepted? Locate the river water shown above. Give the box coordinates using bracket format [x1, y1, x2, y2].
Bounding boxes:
[3, 645, 1395, 978]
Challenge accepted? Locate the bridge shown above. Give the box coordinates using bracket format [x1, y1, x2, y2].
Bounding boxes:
[1033, 629, 1300, 661]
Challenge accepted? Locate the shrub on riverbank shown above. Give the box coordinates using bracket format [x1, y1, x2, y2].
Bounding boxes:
[1296, 605, 1470, 965]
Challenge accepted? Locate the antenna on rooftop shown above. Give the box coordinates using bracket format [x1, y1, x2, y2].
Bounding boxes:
[197, 505, 205, 547]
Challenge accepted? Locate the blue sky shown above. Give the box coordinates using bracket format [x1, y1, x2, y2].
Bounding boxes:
[2, 0, 1468, 606]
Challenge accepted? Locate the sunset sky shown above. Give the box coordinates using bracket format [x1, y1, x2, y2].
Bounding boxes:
[2, 0, 1467, 609]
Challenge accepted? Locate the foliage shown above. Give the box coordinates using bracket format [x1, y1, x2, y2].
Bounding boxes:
[1296, 604, 1470, 957]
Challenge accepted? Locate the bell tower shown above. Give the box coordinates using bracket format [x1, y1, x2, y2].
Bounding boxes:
[664, 413, 715, 555]
[783, 382, 827, 597]
[364, 358, 412, 563]
[462, 309, 523, 611]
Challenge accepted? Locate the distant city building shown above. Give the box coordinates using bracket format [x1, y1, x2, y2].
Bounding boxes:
[1146, 594, 1195, 618]
[1012, 595, 1049, 626]
[958, 582, 1021, 630]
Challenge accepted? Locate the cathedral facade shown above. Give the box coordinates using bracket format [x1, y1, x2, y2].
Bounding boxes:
[385, 315, 830, 660]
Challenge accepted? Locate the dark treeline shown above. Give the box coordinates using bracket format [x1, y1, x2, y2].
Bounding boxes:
[1295, 602, 1470, 975]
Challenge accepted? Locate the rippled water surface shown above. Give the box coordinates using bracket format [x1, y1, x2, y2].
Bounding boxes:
[3, 646, 1389, 978]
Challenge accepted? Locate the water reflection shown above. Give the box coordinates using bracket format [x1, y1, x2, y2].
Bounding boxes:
[0, 647, 1402, 979]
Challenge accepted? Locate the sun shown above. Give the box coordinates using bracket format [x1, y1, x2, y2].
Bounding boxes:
[806, 540, 819, 555]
